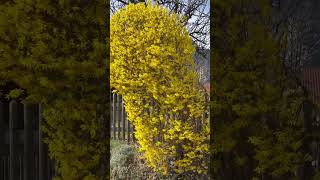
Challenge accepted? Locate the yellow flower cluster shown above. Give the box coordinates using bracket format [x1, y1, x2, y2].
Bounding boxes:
[110, 2, 209, 175]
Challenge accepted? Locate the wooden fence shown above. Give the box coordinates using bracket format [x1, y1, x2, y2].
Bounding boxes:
[0, 101, 56, 180]
[111, 93, 135, 143]
[0, 94, 133, 179]
[110, 93, 210, 144]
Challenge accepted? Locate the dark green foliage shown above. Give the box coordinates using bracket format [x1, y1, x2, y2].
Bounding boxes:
[0, 0, 109, 179]
[212, 0, 308, 179]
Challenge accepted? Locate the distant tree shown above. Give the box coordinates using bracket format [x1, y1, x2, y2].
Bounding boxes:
[271, 0, 320, 75]
[111, 2, 209, 177]
[0, 0, 109, 179]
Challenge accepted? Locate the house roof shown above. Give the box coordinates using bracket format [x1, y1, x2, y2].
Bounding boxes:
[301, 67, 320, 102]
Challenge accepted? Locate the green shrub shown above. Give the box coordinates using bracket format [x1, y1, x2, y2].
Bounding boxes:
[110, 141, 210, 180]
[110, 141, 156, 180]
[111, 143, 135, 169]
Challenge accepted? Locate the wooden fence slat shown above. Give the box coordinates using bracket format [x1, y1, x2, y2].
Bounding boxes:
[0, 158, 2, 180]
[127, 113, 130, 143]
[110, 93, 135, 143]
[0, 157, 3, 180]
[122, 101, 125, 141]
[6, 157, 8, 179]
[117, 95, 121, 140]
[38, 104, 42, 180]
[24, 103, 37, 180]
[0, 102, 3, 130]
[3, 157, 5, 180]
[9, 101, 19, 180]
[113, 94, 116, 139]
[0, 101, 55, 179]
[19, 155, 22, 180]
[110, 95, 113, 139]
[35, 156, 37, 180]
[0, 102, 4, 153]
[132, 125, 136, 142]
[47, 156, 50, 180]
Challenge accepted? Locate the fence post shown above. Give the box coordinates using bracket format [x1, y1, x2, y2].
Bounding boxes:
[122, 100, 126, 141]
[9, 101, 19, 180]
[4, 157, 8, 179]
[19, 155, 22, 180]
[0, 102, 4, 154]
[132, 125, 136, 142]
[24, 103, 36, 180]
[0, 102, 5, 179]
[47, 157, 51, 179]
[0, 101, 3, 134]
[127, 113, 130, 144]
[110, 94, 113, 139]
[117, 95, 121, 140]
[113, 93, 116, 139]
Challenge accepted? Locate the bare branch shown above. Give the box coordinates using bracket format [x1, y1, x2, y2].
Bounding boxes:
[111, 0, 210, 49]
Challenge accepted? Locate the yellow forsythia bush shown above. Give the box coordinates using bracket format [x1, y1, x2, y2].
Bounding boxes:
[110, 2, 209, 175]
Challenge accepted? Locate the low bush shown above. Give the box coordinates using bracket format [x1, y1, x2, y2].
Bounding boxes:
[110, 140, 210, 180]
[111, 141, 154, 180]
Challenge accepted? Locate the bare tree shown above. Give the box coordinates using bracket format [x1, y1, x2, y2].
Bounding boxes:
[110, 0, 210, 50]
[271, 0, 320, 73]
